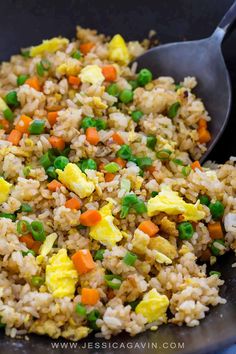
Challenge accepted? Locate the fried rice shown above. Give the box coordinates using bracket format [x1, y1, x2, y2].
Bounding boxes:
[0, 26, 236, 341]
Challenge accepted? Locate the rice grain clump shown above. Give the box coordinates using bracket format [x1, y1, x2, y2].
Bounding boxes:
[0, 26, 235, 341]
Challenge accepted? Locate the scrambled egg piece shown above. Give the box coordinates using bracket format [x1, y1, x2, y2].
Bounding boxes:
[135, 289, 169, 323]
[61, 326, 90, 341]
[149, 236, 177, 260]
[0, 177, 12, 204]
[79, 65, 104, 85]
[56, 59, 80, 76]
[131, 229, 150, 255]
[89, 203, 123, 247]
[92, 97, 108, 110]
[147, 187, 205, 221]
[108, 34, 130, 65]
[45, 249, 78, 298]
[30, 319, 61, 339]
[155, 251, 172, 265]
[56, 163, 95, 199]
[40, 233, 58, 257]
[30, 37, 69, 57]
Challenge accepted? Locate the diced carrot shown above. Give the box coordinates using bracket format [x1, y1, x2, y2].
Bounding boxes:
[112, 132, 124, 145]
[146, 166, 156, 174]
[81, 288, 100, 305]
[31, 241, 42, 253]
[98, 162, 105, 171]
[198, 127, 211, 144]
[0, 119, 10, 131]
[19, 234, 35, 249]
[79, 42, 95, 55]
[80, 210, 102, 226]
[138, 220, 159, 237]
[47, 180, 63, 192]
[7, 129, 22, 145]
[190, 160, 202, 171]
[102, 65, 117, 82]
[65, 197, 81, 210]
[113, 157, 126, 168]
[47, 111, 58, 127]
[107, 288, 115, 300]
[198, 118, 207, 129]
[15, 115, 32, 133]
[177, 214, 185, 222]
[72, 249, 96, 275]
[49, 136, 65, 150]
[105, 173, 115, 182]
[208, 222, 224, 240]
[25, 76, 41, 91]
[68, 75, 81, 87]
[86, 127, 100, 145]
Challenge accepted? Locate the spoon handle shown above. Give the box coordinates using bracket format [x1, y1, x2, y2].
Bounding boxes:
[218, 0, 236, 33]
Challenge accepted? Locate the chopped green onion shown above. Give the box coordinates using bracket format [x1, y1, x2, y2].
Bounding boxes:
[5, 91, 20, 108]
[96, 119, 107, 131]
[17, 220, 31, 235]
[210, 240, 225, 256]
[21, 49, 30, 58]
[122, 194, 139, 207]
[146, 135, 157, 150]
[104, 162, 120, 173]
[135, 157, 152, 169]
[54, 156, 69, 170]
[40, 152, 53, 170]
[131, 110, 143, 123]
[87, 309, 100, 330]
[29, 120, 45, 135]
[120, 178, 131, 192]
[22, 250, 35, 257]
[199, 195, 210, 206]
[3, 108, 14, 122]
[156, 149, 172, 160]
[72, 51, 82, 60]
[151, 191, 159, 198]
[128, 299, 140, 310]
[94, 249, 105, 261]
[19, 203, 33, 213]
[80, 116, 97, 130]
[61, 146, 71, 157]
[178, 222, 194, 240]
[76, 302, 87, 316]
[46, 166, 58, 179]
[80, 158, 97, 172]
[137, 68, 153, 86]
[41, 59, 51, 70]
[36, 62, 44, 77]
[116, 144, 132, 160]
[104, 274, 122, 289]
[120, 205, 129, 219]
[123, 251, 137, 266]
[175, 84, 183, 91]
[182, 166, 191, 177]
[17, 75, 29, 86]
[209, 201, 224, 220]
[167, 102, 181, 118]
[106, 83, 120, 97]
[134, 199, 147, 214]
[119, 89, 133, 104]
[0, 213, 16, 221]
[31, 276, 44, 287]
[121, 194, 147, 218]
[23, 165, 31, 177]
[172, 158, 184, 166]
[129, 80, 139, 90]
[31, 221, 46, 242]
[209, 271, 221, 277]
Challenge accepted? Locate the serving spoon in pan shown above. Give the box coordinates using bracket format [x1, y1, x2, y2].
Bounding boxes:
[136, 1, 236, 161]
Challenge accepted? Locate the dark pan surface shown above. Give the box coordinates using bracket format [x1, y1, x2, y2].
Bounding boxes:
[0, 1, 236, 353]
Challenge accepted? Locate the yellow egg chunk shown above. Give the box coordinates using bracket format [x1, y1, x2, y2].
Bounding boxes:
[46, 249, 78, 298]
[56, 163, 95, 199]
[30, 37, 69, 57]
[0, 177, 12, 204]
[135, 289, 169, 323]
[147, 187, 205, 221]
[90, 203, 123, 247]
[79, 65, 104, 85]
[108, 34, 130, 65]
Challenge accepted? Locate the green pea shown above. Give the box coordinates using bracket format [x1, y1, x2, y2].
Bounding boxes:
[209, 201, 224, 220]
[5, 91, 20, 107]
[54, 156, 69, 170]
[199, 195, 210, 206]
[137, 68, 153, 86]
[106, 83, 120, 97]
[131, 110, 143, 123]
[178, 222, 194, 240]
[146, 135, 157, 150]
[119, 89, 133, 104]
[46, 166, 58, 179]
[72, 51, 82, 60]
[167, 102, 181, 118]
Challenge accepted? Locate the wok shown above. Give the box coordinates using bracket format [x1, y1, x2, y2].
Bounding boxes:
[0, 1, 236, 353]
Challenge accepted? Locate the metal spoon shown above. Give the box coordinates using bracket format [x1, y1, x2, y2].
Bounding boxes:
[136, 1, 236, 161]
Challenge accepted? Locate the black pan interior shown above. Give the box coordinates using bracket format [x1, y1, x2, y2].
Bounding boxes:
[0, 1, 236, 353]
